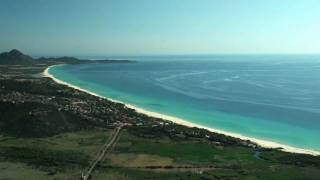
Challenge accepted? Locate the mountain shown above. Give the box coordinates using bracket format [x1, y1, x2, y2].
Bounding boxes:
[0, 49, 133, 65]
[0, 49, 34, 65]
[37, 56, 133, 64]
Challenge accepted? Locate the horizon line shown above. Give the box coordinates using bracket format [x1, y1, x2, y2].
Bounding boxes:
[32, 53, 320, 58]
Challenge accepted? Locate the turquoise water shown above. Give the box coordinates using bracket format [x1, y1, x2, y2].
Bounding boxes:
[49, 55, 320, 151]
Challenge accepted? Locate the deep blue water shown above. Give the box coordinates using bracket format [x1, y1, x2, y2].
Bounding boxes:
[49, 55, 320, 151]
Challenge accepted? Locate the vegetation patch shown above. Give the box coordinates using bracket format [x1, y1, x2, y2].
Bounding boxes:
[0, 146, 90, 172]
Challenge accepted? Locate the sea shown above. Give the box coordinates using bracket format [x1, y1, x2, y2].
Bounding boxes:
[49, 55, 320, 152]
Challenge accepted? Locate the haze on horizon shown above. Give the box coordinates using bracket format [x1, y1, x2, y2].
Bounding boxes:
[0, 0, 320, 56]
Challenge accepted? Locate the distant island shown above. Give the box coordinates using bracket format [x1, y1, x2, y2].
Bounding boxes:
[0, 49, 320, 179]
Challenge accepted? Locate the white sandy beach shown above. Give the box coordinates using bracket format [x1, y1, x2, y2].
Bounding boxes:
[43, 65, 320, 156]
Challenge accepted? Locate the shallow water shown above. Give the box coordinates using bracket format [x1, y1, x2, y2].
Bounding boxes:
[49, 55, 320, 151]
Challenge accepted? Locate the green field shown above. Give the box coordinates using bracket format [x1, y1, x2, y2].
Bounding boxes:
[1, 127, 320, 180]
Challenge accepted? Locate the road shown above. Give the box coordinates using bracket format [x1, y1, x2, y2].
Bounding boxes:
[81, 125, 123, 180]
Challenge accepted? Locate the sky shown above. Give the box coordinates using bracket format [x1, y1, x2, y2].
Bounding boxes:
[0, 0, 320, 56]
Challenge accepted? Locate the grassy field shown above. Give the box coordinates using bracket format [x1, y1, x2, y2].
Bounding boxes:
[1, 127, 320, 180]
[0, 130, 111, 179]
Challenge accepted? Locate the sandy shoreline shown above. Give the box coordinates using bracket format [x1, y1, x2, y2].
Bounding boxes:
[43, 64, 320, 156]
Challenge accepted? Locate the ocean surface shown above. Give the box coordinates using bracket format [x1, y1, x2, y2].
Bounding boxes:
[49, 55, 320, 151]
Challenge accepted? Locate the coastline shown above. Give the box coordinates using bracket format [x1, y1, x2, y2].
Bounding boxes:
[43, 65, 320, 156]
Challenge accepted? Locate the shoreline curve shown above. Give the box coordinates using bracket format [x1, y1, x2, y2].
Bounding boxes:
[43, 64, 320, 156]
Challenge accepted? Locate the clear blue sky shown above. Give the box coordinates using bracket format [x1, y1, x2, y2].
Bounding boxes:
[1, 0, 320, 56]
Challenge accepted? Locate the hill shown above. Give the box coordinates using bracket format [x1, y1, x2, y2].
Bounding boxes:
[37, 56, 133, 64]
[0, 49, 34, 65]
[0, 49, 133, 65]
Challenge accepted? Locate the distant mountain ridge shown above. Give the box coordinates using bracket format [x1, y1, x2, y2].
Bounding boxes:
[0, 49, 133, 65]
[0, 49, 35, 65]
